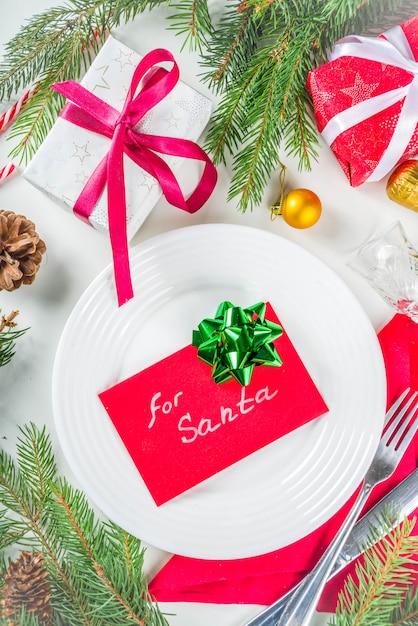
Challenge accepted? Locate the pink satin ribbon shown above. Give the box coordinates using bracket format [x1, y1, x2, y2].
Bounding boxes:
[52, 49, 217, 306]
[322, 24, 418, 182]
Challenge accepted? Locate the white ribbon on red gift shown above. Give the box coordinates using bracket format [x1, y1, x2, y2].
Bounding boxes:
[321, 25, 418, 182]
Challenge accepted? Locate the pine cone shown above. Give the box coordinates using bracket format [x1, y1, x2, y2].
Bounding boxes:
[0, 210, 46, 291]
[1, 551, 53, 626]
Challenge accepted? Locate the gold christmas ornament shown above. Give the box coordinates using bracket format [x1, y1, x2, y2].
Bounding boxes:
[0, 210, 46, 291]
[280, 188, 322, 229]
[270, 164, 322, 229]
[386, 160, 418, 211]
[1, 551, 53, 626]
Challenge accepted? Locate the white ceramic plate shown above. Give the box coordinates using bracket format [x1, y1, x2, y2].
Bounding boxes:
[52, 224, 386, 559]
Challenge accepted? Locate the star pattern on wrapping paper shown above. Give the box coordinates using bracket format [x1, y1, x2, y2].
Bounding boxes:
[340, 73, 380, 105]
[44, 181, 56, 193]
[308, 78, 336, 119]
[350, 157, 380, 184]
[366, 158, 380, 170]
[71, 143, 91, 163]
[113, 48, 134, 70]
[378, 111, 418, 161]
[176, 93, 209, 131]
[134, 110, 153, 133]
[117, 83, 129, 105]
[138, 172, 158, 192]
[165, 113, 182, 129]
[340, 128, 381, 183]
[91, 65, 110, 92]
[381, 115, 398, 133]
[61, 193, 77, 208]
[75, 170, 89, 185]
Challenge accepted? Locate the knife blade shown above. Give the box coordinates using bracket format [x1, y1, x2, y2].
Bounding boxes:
[243, 468, 418, 626]
[334, 468, 418, 573]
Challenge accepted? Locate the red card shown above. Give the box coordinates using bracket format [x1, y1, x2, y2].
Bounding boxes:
[98, 303, 328, 506]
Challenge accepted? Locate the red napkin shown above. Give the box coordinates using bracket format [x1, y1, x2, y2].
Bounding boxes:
[148, 313, 418, 610]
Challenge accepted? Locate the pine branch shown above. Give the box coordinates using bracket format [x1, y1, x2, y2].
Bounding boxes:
[330, 516, 418, 626]
[0, 0, 168, 163]
[202, 0, 417, 210]
[205, 11, 323, 210]
[48, 481, 145, 626]
[0, 424, 168, 626]
[0, 606, 43, 626]
[167, 0, 213, 51]
[50, 480, 151, 625]
[319, 0, 418, 37]
[0, 424, 55, 555]
[390, 587, 418, 626]
[1, 430, 418, 625]
[223, 47, 290, 210]
[1, 0, 418, 209]
[0, 441, 34, 521]
[0, 0, 169, 99]
[0, 425, 92, 626]
[0, 311, 28, 368]
[15, 423, 57, 510]
[199, 0, 263, 90]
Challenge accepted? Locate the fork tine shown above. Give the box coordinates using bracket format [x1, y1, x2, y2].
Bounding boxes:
[381, 389, 418, 445]
[394, 404, 418, 456]
[392, 394, 418, 440]
[384, 387, 411, 426]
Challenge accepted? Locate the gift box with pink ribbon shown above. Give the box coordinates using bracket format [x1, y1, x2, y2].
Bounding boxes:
[306, 15, 418, 187]
[24, 35, 217, 306]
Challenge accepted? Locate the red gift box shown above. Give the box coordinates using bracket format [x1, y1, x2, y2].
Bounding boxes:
[307, 16, 418, 186]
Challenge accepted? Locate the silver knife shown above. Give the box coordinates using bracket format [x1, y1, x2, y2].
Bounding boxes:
[335, 468, 418, 572]
[243, 468, 418, 626]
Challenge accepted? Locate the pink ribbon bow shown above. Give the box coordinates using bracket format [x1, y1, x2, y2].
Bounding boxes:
[53, 48, 217, 306]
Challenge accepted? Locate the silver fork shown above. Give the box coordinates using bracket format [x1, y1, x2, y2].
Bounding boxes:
[244, 388, 418, 626]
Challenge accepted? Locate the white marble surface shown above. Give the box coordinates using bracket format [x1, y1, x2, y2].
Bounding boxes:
[0, 3, 415, 625]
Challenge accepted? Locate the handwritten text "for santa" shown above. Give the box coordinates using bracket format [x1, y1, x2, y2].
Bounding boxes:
[147, 386, 278, 443]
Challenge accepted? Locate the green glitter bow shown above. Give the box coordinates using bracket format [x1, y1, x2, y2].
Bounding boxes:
[192, 301, 283, 386]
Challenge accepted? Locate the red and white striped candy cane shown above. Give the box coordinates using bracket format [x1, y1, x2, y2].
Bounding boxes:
[0, 87, 35, 185]
[0, 86, 34, 133]
[0, 162, 17, 184]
